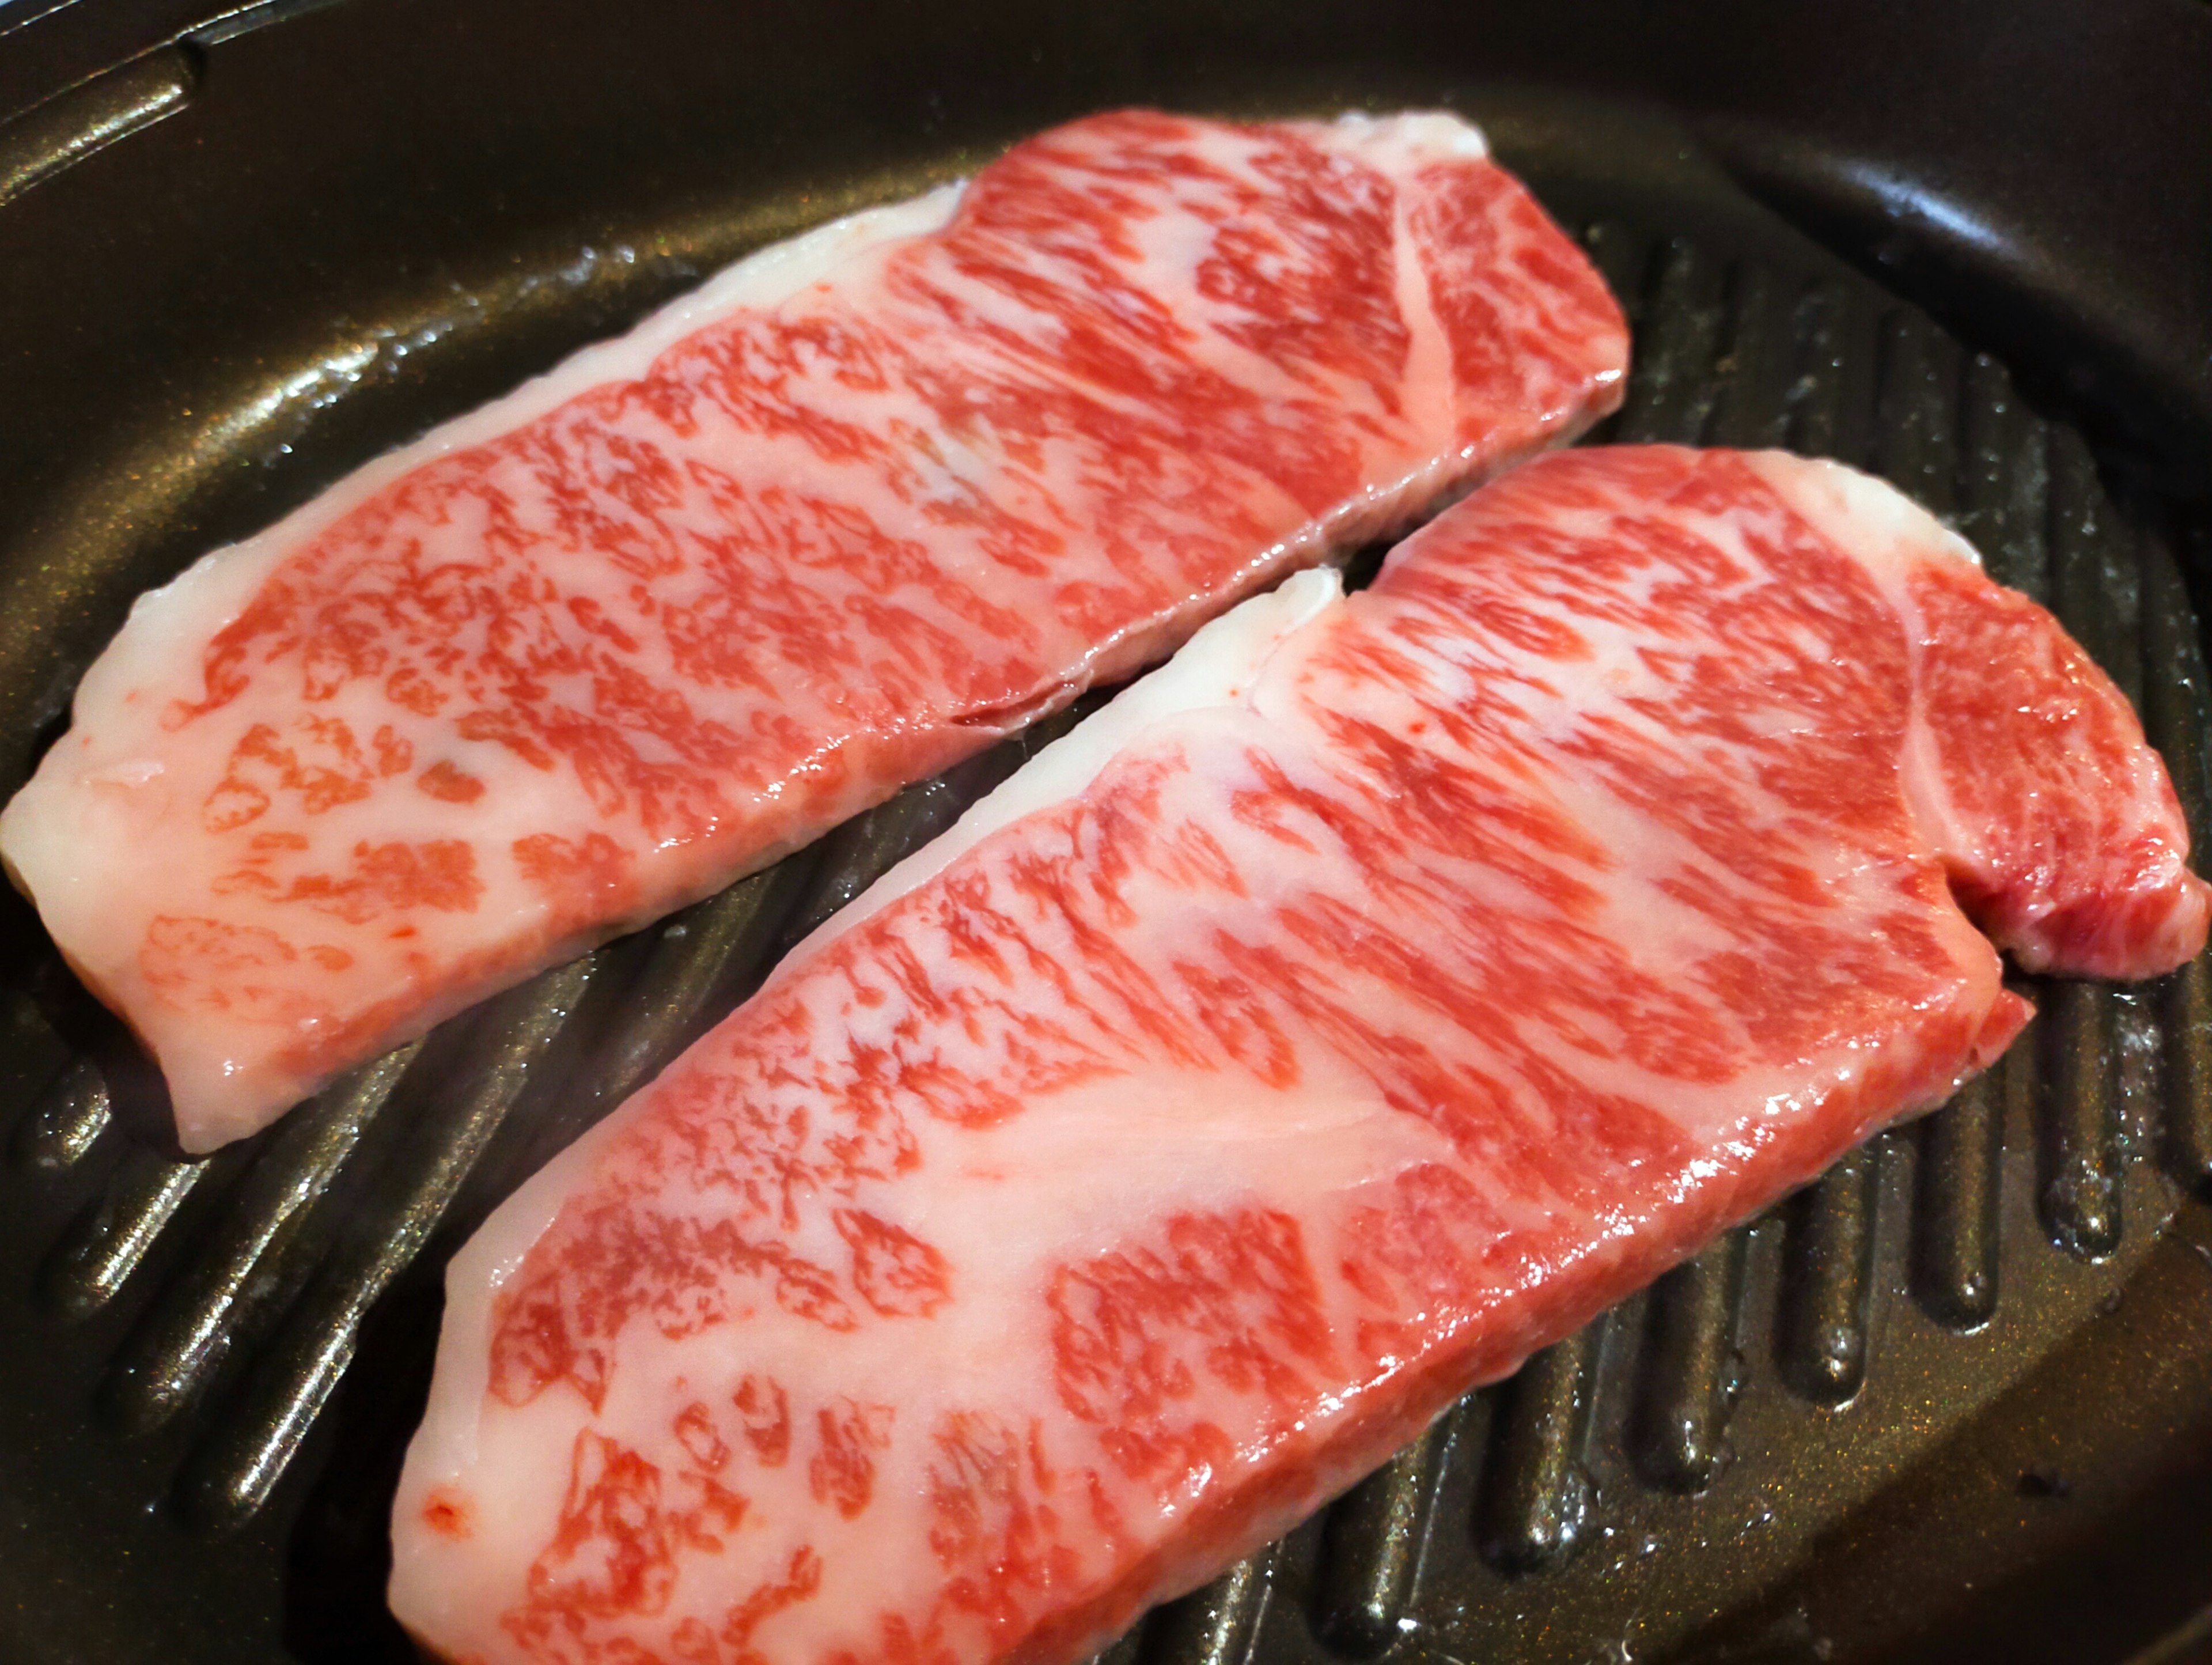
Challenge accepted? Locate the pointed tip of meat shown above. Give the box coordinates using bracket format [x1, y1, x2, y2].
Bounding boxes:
[1745, 446, 2211, 981]
[1978, 856, 2211, 980]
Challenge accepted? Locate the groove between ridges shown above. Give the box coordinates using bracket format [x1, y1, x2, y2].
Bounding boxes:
[1912, 1070, 2005, 1330]
[1478, 1321, 1605, 1575]
[1628, 1228, 1750, 1492]
[1313, 1406, 1460, 1655]
[1146, 1543, 1282, 1665]
[2141, 519, 2212, 1196]
[1778, 1142, 1883, 1406]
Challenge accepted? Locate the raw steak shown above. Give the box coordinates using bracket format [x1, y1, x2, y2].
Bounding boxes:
[389, 446, 2207, 1665]
[0, 109, 1627, 1153]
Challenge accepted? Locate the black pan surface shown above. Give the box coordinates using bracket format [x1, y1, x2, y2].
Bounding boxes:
[2, 3, 2211, 1663]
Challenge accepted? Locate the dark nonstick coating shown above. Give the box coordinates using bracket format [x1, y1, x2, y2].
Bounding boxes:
[2, 3, 2211, 1663]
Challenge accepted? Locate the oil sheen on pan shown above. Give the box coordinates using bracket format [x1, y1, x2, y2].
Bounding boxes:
[389, 446, 2209, 1665]
[0, 108, 1628, 1153]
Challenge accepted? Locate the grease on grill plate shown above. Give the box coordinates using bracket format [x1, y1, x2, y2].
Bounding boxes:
[4, 201, 2210, 1665]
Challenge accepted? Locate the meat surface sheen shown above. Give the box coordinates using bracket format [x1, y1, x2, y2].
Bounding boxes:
[390, 446, 2207, 1665]
[0, 109, 1627, 1153]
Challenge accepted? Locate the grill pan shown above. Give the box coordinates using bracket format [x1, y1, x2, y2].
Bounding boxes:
[2, 2, 2211, 1662]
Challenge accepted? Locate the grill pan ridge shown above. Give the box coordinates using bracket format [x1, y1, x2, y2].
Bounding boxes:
[3, 4, 2212, 1663]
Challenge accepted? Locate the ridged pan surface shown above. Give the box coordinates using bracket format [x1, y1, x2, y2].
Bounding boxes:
[2, 6, 2211, 1665]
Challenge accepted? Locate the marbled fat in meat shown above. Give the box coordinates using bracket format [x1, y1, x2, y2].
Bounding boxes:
[0, 109, 1627, 1152]
[389, 447, 2208, 1665]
